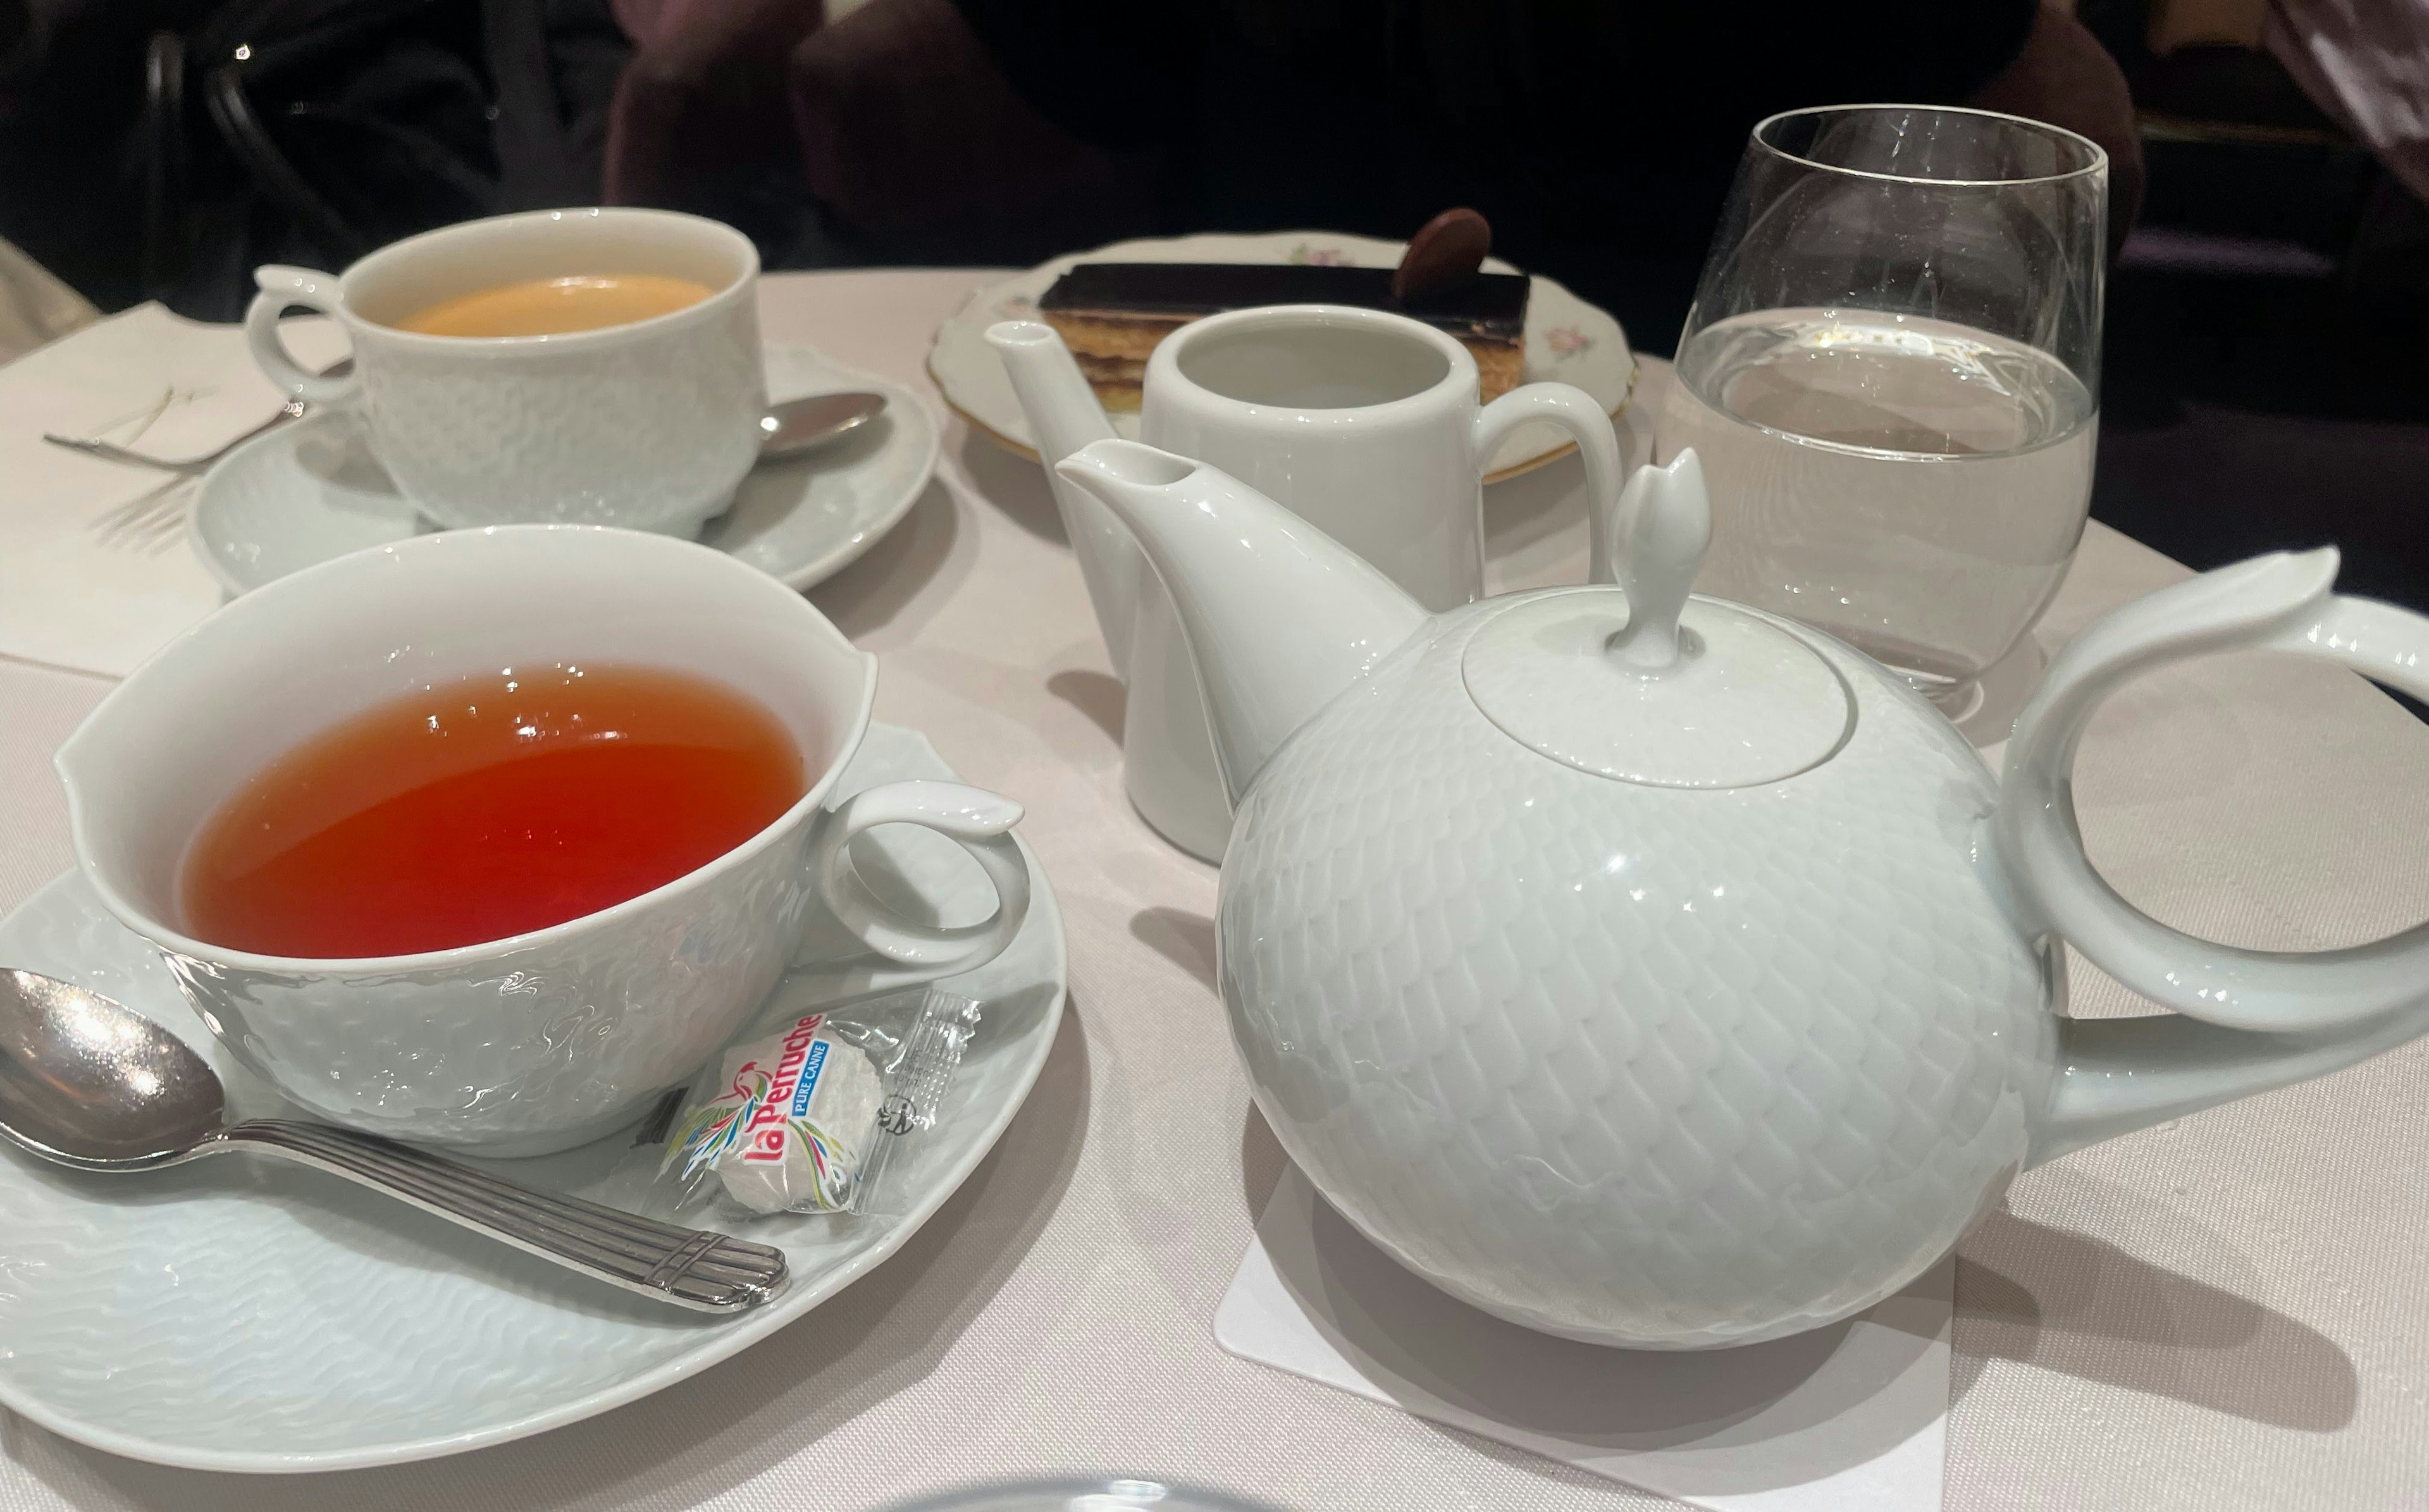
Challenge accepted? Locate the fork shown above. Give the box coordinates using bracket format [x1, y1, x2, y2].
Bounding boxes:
[45, 393, 311, 477]
[89, 474, 199, 555]
[43, 357, 352, 476]
[59, 363, 352, 553]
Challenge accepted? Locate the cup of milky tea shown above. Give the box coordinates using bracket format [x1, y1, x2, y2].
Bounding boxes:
[244, 207, 765, 537]
[54, 527, 1030, 1156]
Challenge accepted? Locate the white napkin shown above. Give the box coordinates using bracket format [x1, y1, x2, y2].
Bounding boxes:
[1217, 1165, 1951, 1511]
[0, 303, 349, 677]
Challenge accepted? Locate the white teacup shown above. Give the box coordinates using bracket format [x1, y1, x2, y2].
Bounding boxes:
[56, 527, 1029, 1156]
[245, 207, 765, 537]
[1142, 304, 1622, 612]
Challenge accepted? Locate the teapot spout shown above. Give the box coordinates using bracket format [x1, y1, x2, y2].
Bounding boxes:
[1054, 439, 1428, 804]
[987, 321, 1138, 671]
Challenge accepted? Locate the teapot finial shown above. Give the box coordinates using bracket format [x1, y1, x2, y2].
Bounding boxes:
[1604, 449, 1712, 673]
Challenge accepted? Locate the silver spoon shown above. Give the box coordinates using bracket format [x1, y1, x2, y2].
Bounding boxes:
[44, 383, 881, 476]
[757, 390, 886, 462]
[0, 968, 788, 1313]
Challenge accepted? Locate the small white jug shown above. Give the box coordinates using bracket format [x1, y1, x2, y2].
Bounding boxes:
[990, 306, 1622, 860]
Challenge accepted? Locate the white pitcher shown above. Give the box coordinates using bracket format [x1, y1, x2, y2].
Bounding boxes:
[990, 307, 1622, 861]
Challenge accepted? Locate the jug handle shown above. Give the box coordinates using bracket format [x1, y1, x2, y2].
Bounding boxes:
[1998, 549, 2429, 1162]
[1468, 383, 1625, 582]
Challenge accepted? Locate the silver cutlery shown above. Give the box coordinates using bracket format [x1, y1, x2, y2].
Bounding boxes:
[53, 383, 881, 556]
[50, 367, 350, 552]
[47, 384, 882, 476]
[756, 390, 886, 462]
[45, 359, 356, 475]
[44, 393, 312, 476]
[87, 474, 195, 553]
[0, 968, 788, 1313]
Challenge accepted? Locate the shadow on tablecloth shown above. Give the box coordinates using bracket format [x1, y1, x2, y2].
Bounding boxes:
[1954, 1168, 2357, 1431]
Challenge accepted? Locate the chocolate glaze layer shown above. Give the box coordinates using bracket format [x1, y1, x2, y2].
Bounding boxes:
[1039, 262, 1527, 340]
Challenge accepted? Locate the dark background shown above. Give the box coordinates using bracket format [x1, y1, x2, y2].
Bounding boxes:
[4, 0, 2423, 612]
[2073, 0, 2429, 616]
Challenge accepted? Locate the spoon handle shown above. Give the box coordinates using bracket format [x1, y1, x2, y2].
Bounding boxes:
[215, 1119, 789, 1312]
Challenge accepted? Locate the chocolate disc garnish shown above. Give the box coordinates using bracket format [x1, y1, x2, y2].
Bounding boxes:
[1393, 207, 1492, 302]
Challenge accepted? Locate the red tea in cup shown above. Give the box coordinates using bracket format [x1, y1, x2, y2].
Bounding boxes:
[180, 663, 804, 958]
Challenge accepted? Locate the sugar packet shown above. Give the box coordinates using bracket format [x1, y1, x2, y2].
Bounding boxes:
[648, 985, 980, 1219]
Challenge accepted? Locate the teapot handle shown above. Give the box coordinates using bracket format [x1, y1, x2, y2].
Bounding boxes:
[1998, 548, 2429, 1033]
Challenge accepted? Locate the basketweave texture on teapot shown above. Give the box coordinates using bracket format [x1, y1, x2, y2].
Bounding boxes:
[1058, 438, 2429, 1349]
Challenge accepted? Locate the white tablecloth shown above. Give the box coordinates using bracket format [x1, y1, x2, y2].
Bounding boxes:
[1, 269, 2424, 1511]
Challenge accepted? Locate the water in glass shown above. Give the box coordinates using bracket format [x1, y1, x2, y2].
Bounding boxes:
[1671, 104, 2109, 714]
[1666, 307, 2096, 710]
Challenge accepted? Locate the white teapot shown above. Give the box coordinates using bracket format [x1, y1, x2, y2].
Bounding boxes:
[1056, 437, 2429, 1350]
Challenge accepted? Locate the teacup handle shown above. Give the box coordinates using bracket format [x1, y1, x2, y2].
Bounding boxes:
[808, 780, 1031, 978]
[1468, 381, 1625, 580]
[245, 266, 362, 407]
[1999, 547, 2429, 1031]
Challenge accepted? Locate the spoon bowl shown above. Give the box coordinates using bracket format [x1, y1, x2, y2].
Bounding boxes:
[757, 391, 886, 462]
[0, 968, 222, 1169]
[0, 969, 788, 1311]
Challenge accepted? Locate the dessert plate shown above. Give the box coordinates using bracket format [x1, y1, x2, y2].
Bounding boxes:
[927, 230, 1638, 482]
[189, 344, 939, 596]
[0, 724, 1066, 1473]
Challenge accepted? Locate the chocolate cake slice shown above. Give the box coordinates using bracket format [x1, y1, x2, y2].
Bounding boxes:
[1036, 259, 1529, 410]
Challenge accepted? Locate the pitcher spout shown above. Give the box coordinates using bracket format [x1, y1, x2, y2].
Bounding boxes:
[987, 320, 1139, 670]
[1054, 439, 1428, 804]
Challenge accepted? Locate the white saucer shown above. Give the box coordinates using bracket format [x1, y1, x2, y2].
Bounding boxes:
[926, 230, 1639, 483]
[189, 344, 940, 596]
[0, 724, 1066, 1473]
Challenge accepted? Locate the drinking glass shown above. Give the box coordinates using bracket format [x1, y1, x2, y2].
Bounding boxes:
[1663, 104, 2108, 713]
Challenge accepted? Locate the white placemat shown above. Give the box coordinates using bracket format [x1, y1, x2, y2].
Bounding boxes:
[1218, 1166, 1951, 1511]
[0, 304, 349, 678]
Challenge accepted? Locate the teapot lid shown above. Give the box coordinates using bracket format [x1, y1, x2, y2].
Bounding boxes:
[1461, 453, 1851, 789]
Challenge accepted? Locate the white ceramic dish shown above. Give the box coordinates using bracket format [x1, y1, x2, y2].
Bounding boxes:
[190, 344, 938, 595]
[927, 231, 1636, 483]
[0, 723, 1066, 1472]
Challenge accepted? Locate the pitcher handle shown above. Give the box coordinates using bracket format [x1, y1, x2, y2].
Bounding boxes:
[1469, 382, 1625, 581]
[1998, 547, 2429, 1033]
[808, 780, 1031, 978]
